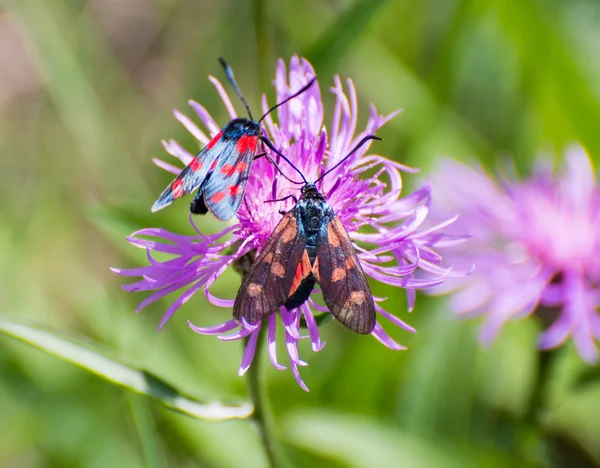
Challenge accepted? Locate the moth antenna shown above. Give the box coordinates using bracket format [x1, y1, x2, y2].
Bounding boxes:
[218, 57, 254, 121]
[263, 150, 305, 185]
[258, 77, 317, 124]
[260, 137, 307, 184]
[314, 135, 382, 185]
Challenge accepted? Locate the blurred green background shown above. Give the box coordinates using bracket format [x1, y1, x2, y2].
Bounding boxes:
[1, 0, 600, 466]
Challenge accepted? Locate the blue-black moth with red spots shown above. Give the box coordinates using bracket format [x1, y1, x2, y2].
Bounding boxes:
[151, 58, 316, 221]
[233, 135, 381, 334]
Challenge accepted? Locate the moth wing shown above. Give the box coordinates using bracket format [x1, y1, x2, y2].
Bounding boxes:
[233, 210, 312, 324]
[315, 214, 376, 334]
[202, 135, 258, 221]
[151, 137, 228, 212]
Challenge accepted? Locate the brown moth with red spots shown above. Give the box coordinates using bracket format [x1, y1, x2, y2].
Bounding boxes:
[152, 58, 315, 220]
[233, 136, 381, 334]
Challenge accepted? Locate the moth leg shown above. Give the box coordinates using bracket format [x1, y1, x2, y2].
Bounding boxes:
[265, 194, 298, 205]
[253, 152, 267, 161]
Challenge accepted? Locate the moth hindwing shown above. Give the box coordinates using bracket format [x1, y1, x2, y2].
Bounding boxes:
[233, 184, 376, 334]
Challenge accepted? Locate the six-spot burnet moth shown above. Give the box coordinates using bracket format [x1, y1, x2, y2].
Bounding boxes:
[233, 135, 382, 334]
[151, 58, 316, 220]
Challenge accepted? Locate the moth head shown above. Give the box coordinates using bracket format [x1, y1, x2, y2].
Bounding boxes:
[300, 184, 324, 200]
[223, 118, 261, 139]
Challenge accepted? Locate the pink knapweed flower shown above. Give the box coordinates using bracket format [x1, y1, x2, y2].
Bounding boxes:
[431, 147, 600, 362]
[114, 56, 458, 390]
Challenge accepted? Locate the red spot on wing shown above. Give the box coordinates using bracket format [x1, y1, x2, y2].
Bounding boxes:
[289, 251, 312, 296]
[220, 162, 248, 177]
[220, 164, 235, 176]
[210, 159, 218, 171]
[235, 162, 248, 173]
[227, 185, 241, 196]
[207, 132, 223, 149]
[235, 135, 258, 154]
[210, 192, 226, 203]
[172, 179, 184, 198]
[189, 158, 203, 172]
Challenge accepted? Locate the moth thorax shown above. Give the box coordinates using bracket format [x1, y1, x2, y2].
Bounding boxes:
[301, 200, 324, 233]
[222, 118, 261, 139]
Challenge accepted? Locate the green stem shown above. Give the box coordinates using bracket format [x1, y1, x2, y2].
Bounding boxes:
[128, 394, 163, 468]
[252, 0, 271, 89]
[247, 328, 279, 468]
[525, 348, 558, 425]
[520, 348, 560, 465]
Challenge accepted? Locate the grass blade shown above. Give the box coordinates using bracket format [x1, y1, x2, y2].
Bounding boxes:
[304, 0, 390, 72]
[0, 319, 252, 421]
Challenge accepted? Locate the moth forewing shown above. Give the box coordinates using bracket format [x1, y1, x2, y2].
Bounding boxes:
[233, 211, 309, 324]
[315, 215, 376, 334]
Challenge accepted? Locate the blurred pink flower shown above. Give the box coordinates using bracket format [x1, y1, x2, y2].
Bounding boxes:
[431, 147, 600, 362]
[114, 56, 458, 389]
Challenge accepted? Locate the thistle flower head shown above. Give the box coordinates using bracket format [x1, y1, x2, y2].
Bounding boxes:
[114, 56, 458, 390]
[430, 147, 600, 362]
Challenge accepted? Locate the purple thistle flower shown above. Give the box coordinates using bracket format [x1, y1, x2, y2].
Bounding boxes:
[114, 56, 457, 390]
[430, 147, 600, 363]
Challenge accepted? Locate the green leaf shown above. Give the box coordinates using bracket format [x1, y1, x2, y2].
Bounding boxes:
[490, 0, 600, 161]
[0, 319, 252, 421]
[545, 383, 600, 464]
[574, 368, 600, 391]
[300, 311, 332, 329]
[281, 410, 518, 468]
[304, 0, 390, 73]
